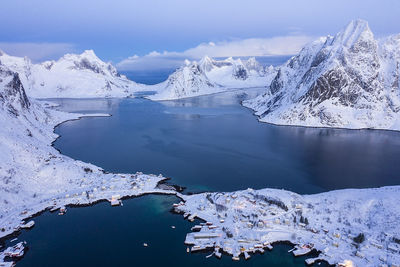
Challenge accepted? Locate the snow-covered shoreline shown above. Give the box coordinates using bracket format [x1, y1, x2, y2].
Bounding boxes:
[0, 106, 179, 265]
[174, 186, 400, 266]
[0, 64, 179, 265]
[2, 99, 400, 267]
[242, 100, 400, 134]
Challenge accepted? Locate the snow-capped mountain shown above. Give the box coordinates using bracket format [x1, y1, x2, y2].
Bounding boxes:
[244, 19, 400, 130]
[149, 56, 276, 100]
[0, 50, 144, 98]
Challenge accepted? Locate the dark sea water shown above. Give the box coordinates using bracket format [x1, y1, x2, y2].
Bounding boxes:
[12, 195, 324, 267]
[51, 91, 400, 194]
[7, 85, 400, 267]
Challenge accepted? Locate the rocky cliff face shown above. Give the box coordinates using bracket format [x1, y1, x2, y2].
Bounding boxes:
[0, 50, 144, 98]
[244, 20, 400, 130]
[0, 65, 30, 116]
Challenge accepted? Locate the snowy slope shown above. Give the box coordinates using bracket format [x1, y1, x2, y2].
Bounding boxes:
[244, 19, 400, 130]
[0, 50, 145, 98]
[176, 186, 400, 266]
[0, 62, 176, 267]
[148, 56, 276, 100]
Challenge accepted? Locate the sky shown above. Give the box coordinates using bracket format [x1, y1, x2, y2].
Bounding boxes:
[1, 0, 399, 70]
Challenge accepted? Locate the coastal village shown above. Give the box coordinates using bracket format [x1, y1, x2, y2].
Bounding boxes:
[2, 173, 400, 266]
[174, 187, 400, 266]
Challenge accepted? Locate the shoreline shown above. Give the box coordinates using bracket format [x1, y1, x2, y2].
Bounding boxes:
[241, 100, 400, 134]
[2, 97, 400, 267]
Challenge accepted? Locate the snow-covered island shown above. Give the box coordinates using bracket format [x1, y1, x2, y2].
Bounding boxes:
[243, 19, 400, 131]
[174, 187, 400, 266]
[0, 49, 145, 98]
[0, 60, 177, 266]
[148, 56, 276, 100]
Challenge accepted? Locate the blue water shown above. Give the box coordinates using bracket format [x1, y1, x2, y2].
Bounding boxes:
[12, 195, 324, 267]
[51, 90, 400, 194]
[7, 88, 400, 267]
[121, 69, 173, 85]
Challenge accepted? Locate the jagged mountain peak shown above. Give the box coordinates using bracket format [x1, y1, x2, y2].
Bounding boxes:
[0, 64, 30, 113]
[149, 55, 277, 100]
[199, 55, 215, 72]
[199, 55, 213, 63]
[246, 57, 257, 64]
[62, 50, 100, 63]
[245, 57, 264, 73]
[0, 50, 142, 98]
[57, 50, 120, 77]
[332, 19, 374, 49]
[244, 19, 400, 130]
[80, 49, 98, 58]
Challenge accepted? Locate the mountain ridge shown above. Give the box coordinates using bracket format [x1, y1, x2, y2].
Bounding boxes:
[243, 19, 400, 130]
[0, 50, 144, 98]
[148, 56, 276, 100]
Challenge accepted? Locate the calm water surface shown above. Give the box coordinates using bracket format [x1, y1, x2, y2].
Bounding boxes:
[52, 90, 400, 194]
[8, 88, 400, 266]
[11, 195, 324, 267]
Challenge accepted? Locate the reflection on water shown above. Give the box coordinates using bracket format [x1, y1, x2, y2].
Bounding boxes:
[51, 89, 400, 194]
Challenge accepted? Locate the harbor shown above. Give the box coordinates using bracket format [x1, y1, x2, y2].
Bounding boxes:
[1, 195, 328, 267]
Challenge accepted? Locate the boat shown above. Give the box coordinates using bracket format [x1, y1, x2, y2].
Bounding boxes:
[58, 206, 67, 215]
[20, 220, 35, 229]
[4, 242, 25, 258]
[292, 244, 314, 256]
[110, 199, 120, 206]
[215, 251, 222, 258]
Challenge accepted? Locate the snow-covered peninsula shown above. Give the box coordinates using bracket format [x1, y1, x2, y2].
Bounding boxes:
[0, 50, 145, 98]
[148, 56, 276, 100]
[244, 19, 400, 131]
[0, 62, 176, 265]
[175, 186, 400, 266]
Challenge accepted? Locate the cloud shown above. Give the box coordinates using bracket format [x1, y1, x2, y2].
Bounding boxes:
[0, 42, 76, 62]
[117, 36, 313, 71]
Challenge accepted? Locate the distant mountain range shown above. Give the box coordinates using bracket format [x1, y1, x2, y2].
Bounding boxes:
[0, 50, 144, 98]
[243, 19, 400, 130]
[147, 56, 276, 100]
[1, 19, 399, 130]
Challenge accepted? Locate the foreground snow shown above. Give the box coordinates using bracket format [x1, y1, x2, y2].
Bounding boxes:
[0, 50, 145, 98]
[0, 63, 176, 266]
[244, 19, 400, 131]
[175, 186, 400, 266]
[148, 56, 276, 100]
